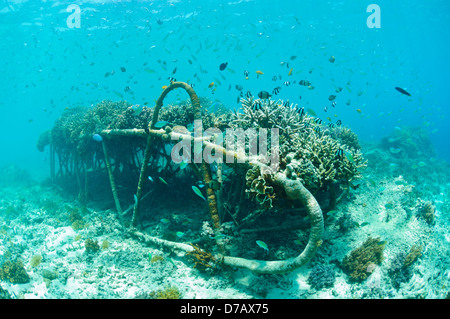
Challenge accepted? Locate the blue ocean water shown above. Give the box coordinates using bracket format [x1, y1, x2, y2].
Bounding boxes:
[0, 0, 449, 300]
[0, 0, 449, 177]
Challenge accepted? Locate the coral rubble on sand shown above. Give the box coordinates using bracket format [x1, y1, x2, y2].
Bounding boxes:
[1, 95, 449, 299]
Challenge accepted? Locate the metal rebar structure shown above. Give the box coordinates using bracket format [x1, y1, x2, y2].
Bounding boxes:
[46, 82, 324, 274]
[94, 81, 324, 274]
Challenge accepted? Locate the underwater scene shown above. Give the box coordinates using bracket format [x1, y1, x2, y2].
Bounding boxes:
[0, 0, 449, 301]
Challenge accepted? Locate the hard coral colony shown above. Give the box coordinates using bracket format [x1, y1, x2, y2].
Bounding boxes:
[34, 81, 367, 278]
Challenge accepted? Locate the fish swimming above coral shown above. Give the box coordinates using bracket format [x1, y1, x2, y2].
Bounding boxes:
[258, 91, 271, 99]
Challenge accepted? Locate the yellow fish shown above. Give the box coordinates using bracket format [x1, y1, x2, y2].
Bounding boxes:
[208, 82, 215, 88]
[256, 70, 264, 75]
[288, 68, 293, 76]
[162, 85, 168, 90]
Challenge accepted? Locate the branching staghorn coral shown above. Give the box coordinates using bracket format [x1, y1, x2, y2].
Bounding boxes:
[233, 96, 366, 206]
[232, 97, 305, 142]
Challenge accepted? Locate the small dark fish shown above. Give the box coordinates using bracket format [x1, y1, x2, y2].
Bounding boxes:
[336, 120, 342, 126]
[335, 87, 343, 93]
[219, 62, 228, 71]
[172, 67, 177, 74]
[235, 84, 243, 91]
[314, 126, 321, 133]
[124, 86, 131, 92]
[284, 81, 290, 86]
[314, 118, 322, 124]
[335, 148, 344, 159]
[299, 80, 311, 86]
[246, 90, 252, 98]
[252, 101, 262, 111]
[395, 87, 411, 96]
[156, 19, 163, 25]
[295, 106, 305, 117]
[258, 91, 271, 99]
[273, 87, 280, 95]
[327, 122, 336, 128]
[244, 70, 249, 77]
[323, 106, 328, 112]
[168, 77, 176, 82]
[328, 95, 336, 101]
[120, 66, 126, 72]
[272, 76, 277, 81]
[331, 101, 337, 107]
[283, 100, 290, 107]
[290, 55, 297, 61]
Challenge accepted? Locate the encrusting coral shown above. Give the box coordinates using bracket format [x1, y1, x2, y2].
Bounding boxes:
[0, 260, 30, 284]
[307, 263, 336, 290]
[341, 237, 386, 282]
[30, 254, 43, 268]
[388, 244, 423, 288]
[36, 130, 51, 152]
[381, 126, 434, 159]
[418, 201, 435, 225]
[149, 285, 181, 299]
[84, 238, 100, 253]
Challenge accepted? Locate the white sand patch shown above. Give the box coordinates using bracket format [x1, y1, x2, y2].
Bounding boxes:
[44, 226, 76, 251]
[24, 281, 48, 299]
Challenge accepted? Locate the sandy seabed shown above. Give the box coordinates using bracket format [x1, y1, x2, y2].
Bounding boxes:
[0, 162, 449, 299]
